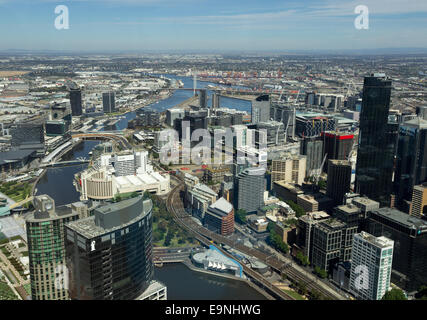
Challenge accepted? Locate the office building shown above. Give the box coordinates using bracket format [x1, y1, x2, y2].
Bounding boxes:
[70, 87, 83, 116]
[102, 92, 116, 114]
[295, 113, 336, 138]
[394, 118, 427, 211]
[271, 154, 307, 186]
[321, 131, 354, 169]
[136, 109, 161, 127]
[297, 193, 334, 213]
[65, 196, 156, 300]
[166, 108, 185, 127]
[251, 95, 271, 124]
[174, 112, 208, 142]
[271, 103, 296, 141]
[186, 183, 217, 220]
[234, 167, 266, 214]
[355, 74, 396, 207]
[252, 121, 286, 147]
[26, 195, 83, 300]
[199, 89, 208, 109]
[204, 197, 235, 236]
[366, 207, 427, 292]
[327, 160, 352, 206]
[212, 93, 220, 110]
[410, 184, 427, 218]
[45, 120, 68, 137]
[296, 211, 330, 261]
[300, 136, 324, 176]
[350, 232, 394, 300]
[311, 218, 357, 272]
[203, 166, 231, 184]
[10, 121, 45, 156]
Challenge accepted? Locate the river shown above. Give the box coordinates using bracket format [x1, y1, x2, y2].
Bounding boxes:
[35, 76, 264, 300]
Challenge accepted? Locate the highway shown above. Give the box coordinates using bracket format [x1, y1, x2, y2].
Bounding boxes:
[165, 177, 347, 300]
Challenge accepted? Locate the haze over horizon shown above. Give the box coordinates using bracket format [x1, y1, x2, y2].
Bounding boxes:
[0, 0, 426, 52]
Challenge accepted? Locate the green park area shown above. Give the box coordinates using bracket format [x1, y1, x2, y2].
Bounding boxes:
[0, 181, 33, 204]
[0, 279, 18, 300]
[145, 192, 198, 248]
[283, 289, 305, 300]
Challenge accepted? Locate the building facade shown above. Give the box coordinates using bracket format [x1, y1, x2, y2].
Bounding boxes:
[26, 195, 81, 300]
[355, 74, 396, 207]
[327, 160, 352, 206]
[65, 196, 154, 300]
[349, 232, 394, 300]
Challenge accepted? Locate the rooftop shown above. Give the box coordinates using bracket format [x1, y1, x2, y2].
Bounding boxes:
[209, 197, 233, 214]
[67, 196, 152, 239]
[356, 231, 394, 249]
[371, 207, 427, 232]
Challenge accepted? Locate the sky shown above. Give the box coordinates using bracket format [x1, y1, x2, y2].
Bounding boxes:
[0, 0, 426, 52]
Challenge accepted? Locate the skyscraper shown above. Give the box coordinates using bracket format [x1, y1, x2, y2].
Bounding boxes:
[350, 232, 394, 300]
[410, 184, 427, 218]
[102, 92, 116, 114]
[234, 167, 265, 214]
[65, 196, 156, 300]
[251, 95, 270, 124]
[355, 74, 395, 207]
[394, 118, 427, 211]
[70, 88, 83, 116]
[199, 89, 208, 109]
[321, 131, 354, 171]
[327, 160, 352, 206]
[26, 195, 81, 300]
[366, 207, 427, 292]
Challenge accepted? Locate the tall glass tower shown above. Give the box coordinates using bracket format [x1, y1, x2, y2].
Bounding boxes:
[355, 74, 396, 207]
[65, 195, 154, 300]
[394, 118, 427, 211]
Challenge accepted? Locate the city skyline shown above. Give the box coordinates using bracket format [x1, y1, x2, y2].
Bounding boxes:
[0, 0, 426, 52]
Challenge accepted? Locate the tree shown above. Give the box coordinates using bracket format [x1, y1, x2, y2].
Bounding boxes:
[285, 200, 305, 218]
[314, 266, 328, 279]
[317, 179, 327, 190]
[415, 285, 427, 300]
[296, 251, 310, 266]
[266, 223, 289, 254]
[381, 288, 407, 300]
[235, 209, 247, 224]
[297, 281, 307, 296]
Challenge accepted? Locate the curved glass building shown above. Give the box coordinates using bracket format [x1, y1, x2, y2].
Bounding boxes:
[65, 195, 153, 300]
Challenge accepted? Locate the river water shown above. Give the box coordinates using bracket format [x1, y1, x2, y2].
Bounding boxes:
[35, 75, 263, 300]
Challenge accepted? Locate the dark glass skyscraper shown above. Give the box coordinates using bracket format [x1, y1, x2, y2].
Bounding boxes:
[394, 118, 427, 211]
[355, 74, 396, 207]
[102, 92, 116, 114]
[70, 88, 83, 116]
[65, 196, 154, 300]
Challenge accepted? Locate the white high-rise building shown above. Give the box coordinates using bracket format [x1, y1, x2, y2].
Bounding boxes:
[349, 231, 394, 300]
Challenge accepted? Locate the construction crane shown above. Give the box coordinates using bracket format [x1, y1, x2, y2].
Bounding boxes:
[283, 116, 291, 143]
[311, 153, 328, 185]
[275, 121, 284, 145]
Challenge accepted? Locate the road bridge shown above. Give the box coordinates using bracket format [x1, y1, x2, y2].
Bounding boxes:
[71, 133, 132, 150]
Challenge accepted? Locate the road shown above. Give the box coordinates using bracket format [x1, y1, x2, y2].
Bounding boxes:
[165, 177, 347, 300]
